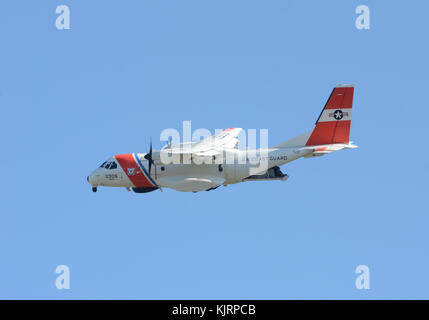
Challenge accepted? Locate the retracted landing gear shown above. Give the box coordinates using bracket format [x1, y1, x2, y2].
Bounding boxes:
[92, 187, 97, 192]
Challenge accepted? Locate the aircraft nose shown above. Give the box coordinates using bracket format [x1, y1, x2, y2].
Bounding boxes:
[88, 168, 102, 186]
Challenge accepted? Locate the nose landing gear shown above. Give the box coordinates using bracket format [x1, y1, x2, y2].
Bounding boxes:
[92, 187, 97, 192]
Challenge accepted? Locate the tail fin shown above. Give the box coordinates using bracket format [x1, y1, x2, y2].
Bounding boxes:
[273, 85, 355, 149]
[305, 84, 354, 146]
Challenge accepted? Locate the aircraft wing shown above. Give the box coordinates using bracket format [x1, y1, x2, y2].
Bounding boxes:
[160, 128, 243, 158]
[196, 127, 242, 149]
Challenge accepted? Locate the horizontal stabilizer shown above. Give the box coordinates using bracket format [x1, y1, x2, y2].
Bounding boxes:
[300, 142, 358, 158]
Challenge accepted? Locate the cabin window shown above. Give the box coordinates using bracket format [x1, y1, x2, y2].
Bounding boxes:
[99, 161, 107, 168]
[110, 162, 117, 169]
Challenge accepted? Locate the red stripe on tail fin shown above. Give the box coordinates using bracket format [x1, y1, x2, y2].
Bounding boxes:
[306, 85, 354, 146]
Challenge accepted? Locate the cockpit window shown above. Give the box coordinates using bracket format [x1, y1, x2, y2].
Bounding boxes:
[101, 160, 117, 170]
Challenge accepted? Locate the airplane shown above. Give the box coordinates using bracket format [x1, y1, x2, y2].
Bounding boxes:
[87, 84, 357, 193]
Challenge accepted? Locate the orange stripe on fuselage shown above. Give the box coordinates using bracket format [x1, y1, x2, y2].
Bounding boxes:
[115, 153, 154, 188]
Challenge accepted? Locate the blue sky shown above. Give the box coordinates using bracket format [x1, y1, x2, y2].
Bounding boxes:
[1, 0, 428, 299]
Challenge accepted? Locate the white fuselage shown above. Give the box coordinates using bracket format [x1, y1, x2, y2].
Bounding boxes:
[87, 147, 311, 193]
[87, 84, 357, 193]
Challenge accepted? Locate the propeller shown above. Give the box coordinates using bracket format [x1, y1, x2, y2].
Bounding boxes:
[144, 139, 155, 176]
[143, 139, 162, 191]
